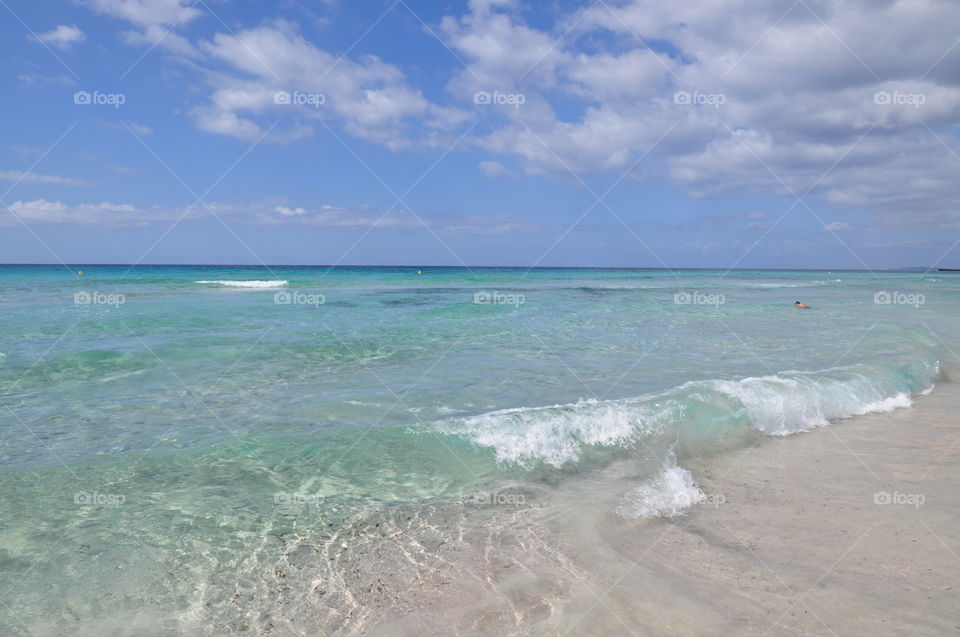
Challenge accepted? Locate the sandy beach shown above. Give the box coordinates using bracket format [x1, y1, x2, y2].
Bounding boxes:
[361, 369, 960, 636]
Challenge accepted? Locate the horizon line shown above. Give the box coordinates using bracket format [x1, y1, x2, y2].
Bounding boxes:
[0, 263, 947, 272]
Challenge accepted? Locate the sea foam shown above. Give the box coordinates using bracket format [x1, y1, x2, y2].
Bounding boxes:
[438, 360, 938, 467]
[195, 280, 288, 288]
[616, 464, 706, 519]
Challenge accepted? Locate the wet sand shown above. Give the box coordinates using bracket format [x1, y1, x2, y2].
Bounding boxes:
[363, 374, 960, 636]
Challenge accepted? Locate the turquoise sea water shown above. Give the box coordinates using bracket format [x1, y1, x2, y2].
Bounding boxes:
[0, 265, 956, 634]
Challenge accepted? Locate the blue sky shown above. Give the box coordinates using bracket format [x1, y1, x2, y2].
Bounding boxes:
[2, 0, 959, 268]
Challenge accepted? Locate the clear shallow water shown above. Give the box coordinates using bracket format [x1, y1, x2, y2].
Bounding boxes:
[0, 265, 956, 634]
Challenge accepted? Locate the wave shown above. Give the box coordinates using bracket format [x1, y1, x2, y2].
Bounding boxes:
[437, 359, 938, 469]
[437, 358, 937, 518]
[194, 280, 288, 288]
[743, 279, 841, 288]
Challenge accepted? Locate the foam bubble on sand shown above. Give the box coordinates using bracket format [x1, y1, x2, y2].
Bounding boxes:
[195, 280, 288, 288]
[617, 465, 706, 519]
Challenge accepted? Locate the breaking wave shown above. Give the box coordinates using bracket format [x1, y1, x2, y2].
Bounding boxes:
[438, 359, 938, 468]
[194, 280, 289, 288]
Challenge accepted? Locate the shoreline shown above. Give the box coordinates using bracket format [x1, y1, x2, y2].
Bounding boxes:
[577, 374, 960, 636]
[10, 371, 956, 636]
[364, 373, 960, 636]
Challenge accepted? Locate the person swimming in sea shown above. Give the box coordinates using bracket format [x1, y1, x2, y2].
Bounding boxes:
[794, 301, 809, 308]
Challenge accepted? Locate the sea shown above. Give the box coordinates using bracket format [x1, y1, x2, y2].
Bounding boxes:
[0, 265, 955, 635]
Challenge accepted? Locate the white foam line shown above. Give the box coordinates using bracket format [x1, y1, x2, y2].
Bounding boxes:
[194, 280, 288, 288]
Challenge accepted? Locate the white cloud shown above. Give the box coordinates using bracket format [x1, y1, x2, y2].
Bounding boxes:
[0, 171, 89, 186]
[121, 23, 198, 57]
[566, 49, 675, 102]
[83, 0, 201, 26]
[75, 0, 960, 228]
[84, 0, 203, 57]
[264, 205, 422, 228]
[6, 146, 42, 156]
[436, 213, 553, 235]
[434, 0, 960, 221]
[1, 198, 546, 234]
[262, 205, 548, 234]
[33, 25, 86, 49]
[98, 120, 154, 136]
[441, 0, 566, 93]
[128, 122, 154, 136]
[478, 160, 514, 178]
[823, 221, 851, 232]
[18, 71, 75, 87]
[190, 20, 465, 147]
[3, 199, 149, 225]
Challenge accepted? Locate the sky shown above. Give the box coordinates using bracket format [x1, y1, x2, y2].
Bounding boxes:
[1, 0, 959, 269]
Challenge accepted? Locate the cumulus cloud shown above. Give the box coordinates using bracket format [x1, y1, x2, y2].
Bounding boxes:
[33, 25, 86, 49]
[440, 0, 960, 222]
[190, 20, 467, 146]
[77, 0, 960, 229]
[83, 0, 202, 26]
[83, 0, 203, 57]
